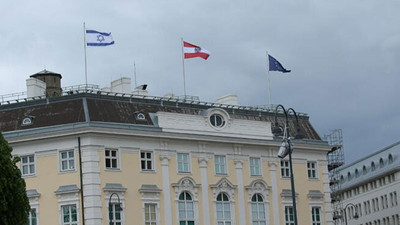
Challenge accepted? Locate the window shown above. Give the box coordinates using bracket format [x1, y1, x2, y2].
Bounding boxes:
[109, 203, 123, 225]
[250, 158, 261, 176]
[60, 150, 75, 171]
[371, 162, 376, 171]
[28, 208, 37, 225]
[347, 172, 352, 181]
[285, 206, 294, 225]
[177, 153, 190, 173]
[141, 151, 154, 171]
[61, 205, 78, 225]
[380, 158, 384, 168]
[281, 161, 290, 178]
[216, 193, 231, 225]
[388, 154, 393, 164]
[355, 169, 359, 178]
[105, 149, 119, 169]
[144, 204, 157, 225]
[363, 165, 367, 175]
[251, 194, 265, 225]
[311, 207, 321, 225]
[209, 113, 225, 128]
[21, 155, 35, 176]
[307, 161, 317, 179]
[178, 192, 194, 225]
[22, 117, 33, 126]
[215, 155, 227, 175]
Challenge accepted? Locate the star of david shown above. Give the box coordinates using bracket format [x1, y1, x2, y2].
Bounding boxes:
[194, 47, 201, 53]
[97, 35, 105, 42]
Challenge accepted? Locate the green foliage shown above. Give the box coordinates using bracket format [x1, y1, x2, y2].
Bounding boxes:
[0, 132, 30, 225]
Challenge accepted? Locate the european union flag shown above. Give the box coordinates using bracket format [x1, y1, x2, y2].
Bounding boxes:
[268, 55, 291, 73]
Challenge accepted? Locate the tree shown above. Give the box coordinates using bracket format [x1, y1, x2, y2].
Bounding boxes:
[0, 131, 30, 225]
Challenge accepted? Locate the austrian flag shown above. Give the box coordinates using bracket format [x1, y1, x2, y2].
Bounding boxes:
[183, 41, 210, 60]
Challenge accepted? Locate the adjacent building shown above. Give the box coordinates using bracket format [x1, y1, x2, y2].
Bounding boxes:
[332, 142, 400, 225]
[0, 70, 333, 225]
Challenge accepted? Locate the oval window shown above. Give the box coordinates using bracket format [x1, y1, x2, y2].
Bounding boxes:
[209, 114, 225, 128]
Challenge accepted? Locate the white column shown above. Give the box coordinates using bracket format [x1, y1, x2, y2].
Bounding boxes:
[269, 161, 280, 225]
[82, 146, 102, 225]
[160, 155, 172, 225]
[235, 159, 246, 225]
[199, 157, 211, 225]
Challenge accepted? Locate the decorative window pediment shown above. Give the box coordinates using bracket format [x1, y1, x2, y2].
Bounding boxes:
[172, 177, 200, 201]
[210, 178, 236, 201]
[245, 179, 270, 201]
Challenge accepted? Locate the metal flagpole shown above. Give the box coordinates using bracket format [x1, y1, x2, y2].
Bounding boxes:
[266, 50, 272, 105]
[181, 38, 187, 98]
[83, 22, 88, 89]
[134, 61, 137, 88]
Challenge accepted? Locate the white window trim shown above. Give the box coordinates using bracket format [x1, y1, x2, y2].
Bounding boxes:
[280, 160, 290, 178]
[60, 204, 79, 225]
[211, 178, 236, 225]
[104, 148, 121, 171]
[104, 191, 126, 225]
[310, 206, 323, 225]
[214, 155, 228, 175]
[284, 205, 295, 225]
[28, 193, 40, 225]
[249, 157, 262, 177]
[172, 177, 200, 225]
[20, 154, 36, 177]
[142, 201, 161, 225]
[57, 193, 80, 225]
[307, 161, 319, 180]
[246, 180, 271, 225]
[140, 150, 156, 172]
[177, 152, 192, 174]
[58, 149, 77, 173]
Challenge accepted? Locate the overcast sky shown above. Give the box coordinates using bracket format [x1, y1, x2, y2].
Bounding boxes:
[1, 0, 399, 164]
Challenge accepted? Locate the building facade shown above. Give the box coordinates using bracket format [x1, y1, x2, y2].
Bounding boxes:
[0, 74, 333, 225]
[333, 142, 400, 225]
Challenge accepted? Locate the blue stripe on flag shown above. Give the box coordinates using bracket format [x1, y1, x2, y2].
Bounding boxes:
[86, 29, 111, 36]
[87, 41, 115, 46]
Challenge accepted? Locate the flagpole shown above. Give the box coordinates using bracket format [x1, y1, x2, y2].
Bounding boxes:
[181, 37, 187, 98]
[134, 61, 137, 88]
[266, 51, 272, 106]
[83, 22, 88, 89]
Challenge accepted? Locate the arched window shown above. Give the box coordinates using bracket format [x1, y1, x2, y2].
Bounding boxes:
[388, 154, 393, 164]
[371, 162, 376, 171]
[251, 194, 266, 225]
[355, 169, 359, 178]
[178, 192, 194, 225]
[363, 166, 367, 175]
[347, 172, 352, 181]
[379, 158, 384, 168]
[216, 193, 231, 225]
[340, 175, 344, 183]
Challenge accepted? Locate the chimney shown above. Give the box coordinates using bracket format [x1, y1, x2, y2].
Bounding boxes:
[30, 69, 62, 97]
[111, 77, 131, 94]
[26, 78, 46, 98]
[132, 84, 148, 96]
[215, 94, 239, 106]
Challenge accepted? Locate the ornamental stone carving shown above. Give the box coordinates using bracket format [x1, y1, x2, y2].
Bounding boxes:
[172, 177, 200, 201]
[211, 178, 236, 201]
[245, 179, 270, 201]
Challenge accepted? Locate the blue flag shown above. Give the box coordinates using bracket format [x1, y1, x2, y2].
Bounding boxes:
[268, 55, 291, 73]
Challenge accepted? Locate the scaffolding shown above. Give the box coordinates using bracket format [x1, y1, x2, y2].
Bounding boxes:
[325, 129, 345, 225]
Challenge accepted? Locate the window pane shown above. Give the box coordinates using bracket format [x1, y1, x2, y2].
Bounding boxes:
[62, 161, 68, 170]
[147, 161, 152, 170]
[61, 152, 67, 159]
[29, 156, 34, 162]
[23, 165, 28, 174]
[30, 165, 35, 173]
[22, 157, 28, 163]
[111, 151, 116, 157]
[69, 151, 74, 158]
[112, 159, 117, 168]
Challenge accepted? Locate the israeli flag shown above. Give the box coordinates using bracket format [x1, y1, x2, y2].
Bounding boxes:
[86, 29, 114, 46]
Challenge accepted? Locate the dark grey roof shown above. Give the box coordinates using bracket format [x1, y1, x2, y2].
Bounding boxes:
[30, 69, 62, 78]
[0, 93, 322, 141]
[55, 185, 80, 194]
[104, 183, 127, 192]
[139, 184, 162, 193]
[26, 189, 40, 197]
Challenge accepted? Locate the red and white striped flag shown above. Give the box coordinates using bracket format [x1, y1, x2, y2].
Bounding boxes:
[183, 41, 210, 60]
